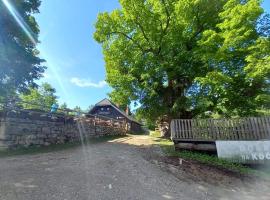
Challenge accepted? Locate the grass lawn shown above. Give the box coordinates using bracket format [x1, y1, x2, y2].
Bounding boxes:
[150, 131, 270, 178]
[0, 135, 127, 158]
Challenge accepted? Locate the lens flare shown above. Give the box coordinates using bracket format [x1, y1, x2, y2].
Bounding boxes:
[2, 0, 68, 99]
[2, 0, 37, 44]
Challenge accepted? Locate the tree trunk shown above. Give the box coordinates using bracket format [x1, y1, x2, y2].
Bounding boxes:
[158, 116, 171, 138]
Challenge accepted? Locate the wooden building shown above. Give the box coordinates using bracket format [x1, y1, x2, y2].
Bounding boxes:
[88, 98, 143, 133]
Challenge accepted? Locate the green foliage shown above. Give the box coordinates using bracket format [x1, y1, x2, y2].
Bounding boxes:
[59, 102, 68, 110]
[71, 106, 82, 116]
[94, 0, 270, 122]
[0, 0, 45, 98]
[20, 82, 58, 111]
[135, 109, 156, 130]
[57, 102, 68, 114]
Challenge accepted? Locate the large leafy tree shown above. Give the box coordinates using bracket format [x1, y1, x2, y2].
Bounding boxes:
[20, 82, 58, 111]
[94, 0, 270, 123]
[0, 0, 45, 98]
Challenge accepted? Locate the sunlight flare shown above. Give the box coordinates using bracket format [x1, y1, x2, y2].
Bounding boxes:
[2, 0, 37, 44]
[2, 0, 69, 99]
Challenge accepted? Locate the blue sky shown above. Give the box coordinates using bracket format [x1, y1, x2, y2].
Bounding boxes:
[35, 0, 120, 110]
[35, 0, 270, 110]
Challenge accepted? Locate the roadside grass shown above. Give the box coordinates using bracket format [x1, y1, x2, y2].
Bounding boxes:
[0, 135, 127, 158]
[150, 131, 270, 178]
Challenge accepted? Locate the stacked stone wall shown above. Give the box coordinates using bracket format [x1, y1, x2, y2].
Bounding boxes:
[0, 116, 126, 149]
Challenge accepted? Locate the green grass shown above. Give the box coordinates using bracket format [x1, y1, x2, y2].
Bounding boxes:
[150, 131, 270, 178]
[0, 135, 127, 158]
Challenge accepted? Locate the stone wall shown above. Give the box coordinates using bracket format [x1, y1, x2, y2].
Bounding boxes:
[0, 116, 126, 149]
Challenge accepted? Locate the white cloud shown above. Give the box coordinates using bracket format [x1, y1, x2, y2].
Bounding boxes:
[70, 77, 107, 88]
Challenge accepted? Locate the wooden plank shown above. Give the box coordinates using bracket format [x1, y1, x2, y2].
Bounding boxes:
[241, 118, 247, 140]
[203, 119, 208, 140]
[185, 119, 189, 139]
[175, 120, 178, 139]
[194, 119, 199, 140]
[236, 118, 243, 140]
[187, 119, 190, 139]
[188, 119, 192, 139]
[218, 119, 224, 140]
[207, 119, 212, 140]
[261, 117, 268, 139]
[186, 119, 190, 139]
[172, 117, 270, 141]
[210, 119, 215, 140]
[253, 117, 260, 140]
[230, 119, 235, 140]
[197, 119, 201, 140]
[170, 120, 175, 139]
[175, 120, 179, 139]
[179, 120, 184, 139]
[265, 117, 270, 139]
[174, 120, 178, 139]
[191, 119, 194, 139]
[248, 117, 255, 140]
[174, 120, 177, 139]
[231, 119, 237, 140]
[256, 117, 263, 139]
[184, 120, 188, 139]
[178, 119, 181, 139]
[244, 118, 250, 140]
[230, 119, 234, 139]
[184, 119, 189, 139]
[227, 119, 233, 140]
[215, 120, 221, 140]
[247, 118, 252, 140]
[249, 117, 255, 139]
[174, 142, 216, 152]
[224, 119, 229, 140]
[173, 120, 176, 139]
[178, 120, 182, 139]
[256, 117, 262, 139]
[250, 117, 257, 140]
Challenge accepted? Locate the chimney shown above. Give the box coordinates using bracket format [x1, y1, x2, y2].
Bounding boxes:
[126, 105, 129, 115]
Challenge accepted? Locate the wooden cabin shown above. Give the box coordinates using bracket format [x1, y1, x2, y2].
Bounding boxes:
[88, 98, 143, 133]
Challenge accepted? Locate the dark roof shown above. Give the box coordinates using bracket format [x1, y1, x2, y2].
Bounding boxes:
[91, 98, 142, 125]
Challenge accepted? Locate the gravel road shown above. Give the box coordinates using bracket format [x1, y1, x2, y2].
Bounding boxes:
[0, 135, 269, 200]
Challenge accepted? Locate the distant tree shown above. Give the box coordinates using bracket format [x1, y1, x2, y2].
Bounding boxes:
[20, 82, 58, 111]
[56, 102, 68, 114]
[94, 0, 270, 126]
[72, 106, 82, 116]
[0, 0, 45, 98]
[59, 102, 68, 110]
[86, 105, 94, 112]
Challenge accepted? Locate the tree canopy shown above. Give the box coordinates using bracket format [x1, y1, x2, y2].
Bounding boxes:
[94, 0, 270, 122]
[0, 0, 45, 98]
[20, 82, 58, 111]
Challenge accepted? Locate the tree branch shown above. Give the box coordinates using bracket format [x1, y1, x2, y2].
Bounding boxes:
[110, 31, 152, 53]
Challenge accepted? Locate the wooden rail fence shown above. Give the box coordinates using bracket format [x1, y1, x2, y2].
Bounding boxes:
[171, 117, 270, 141]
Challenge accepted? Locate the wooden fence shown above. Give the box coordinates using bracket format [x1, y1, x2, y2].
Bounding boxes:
[171, 117, 270, 141]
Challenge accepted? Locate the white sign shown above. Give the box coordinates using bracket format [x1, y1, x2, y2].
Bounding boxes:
[216, 141, 270, 163]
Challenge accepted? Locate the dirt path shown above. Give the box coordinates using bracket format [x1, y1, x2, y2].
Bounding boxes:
[0, 135, 269, 200]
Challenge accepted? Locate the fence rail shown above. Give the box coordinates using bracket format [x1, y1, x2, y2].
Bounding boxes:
[171, 117, 270, 141]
